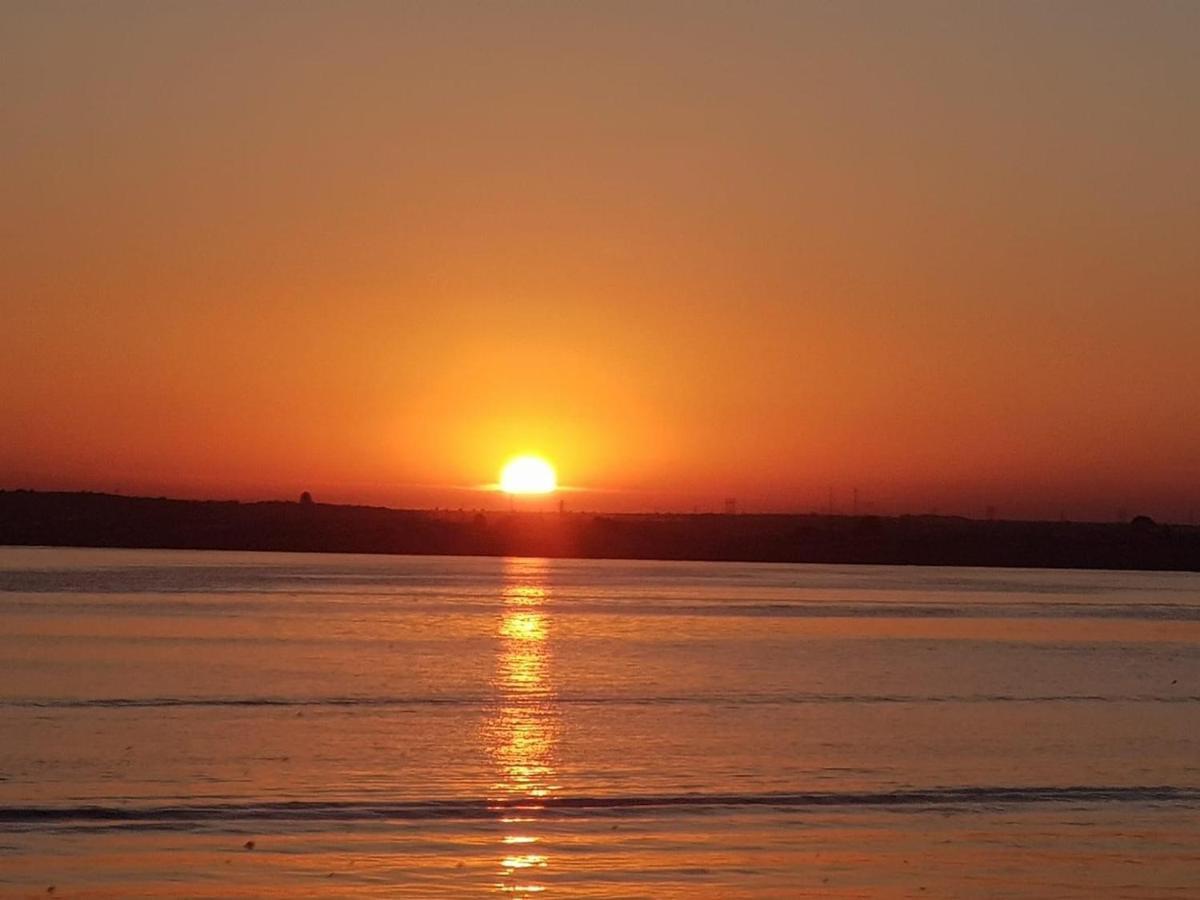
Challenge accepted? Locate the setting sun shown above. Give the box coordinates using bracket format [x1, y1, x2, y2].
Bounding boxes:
[500, 456, 557, 495]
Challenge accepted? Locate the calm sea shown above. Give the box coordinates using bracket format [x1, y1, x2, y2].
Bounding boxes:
[1, 547, 1198, 897]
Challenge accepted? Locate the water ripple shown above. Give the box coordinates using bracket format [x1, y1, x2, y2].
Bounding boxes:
[2, 786, 1197, 827]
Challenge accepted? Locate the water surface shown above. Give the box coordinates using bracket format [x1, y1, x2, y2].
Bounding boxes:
[1, 548, 1198, 896]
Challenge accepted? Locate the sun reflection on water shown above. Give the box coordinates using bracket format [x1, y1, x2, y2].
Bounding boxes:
[485, 558, 560, 891]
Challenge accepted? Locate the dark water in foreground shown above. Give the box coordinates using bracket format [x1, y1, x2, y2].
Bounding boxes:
[1, 548, 1198, 897]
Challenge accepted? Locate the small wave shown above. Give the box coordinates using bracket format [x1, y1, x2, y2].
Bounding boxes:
[2, 787, 1196, 826]
[6, 596, 1200, 621]
[4, 693, 1197, 710]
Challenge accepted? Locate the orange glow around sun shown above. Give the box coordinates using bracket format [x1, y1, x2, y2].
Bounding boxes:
[500, 456, 557, 494]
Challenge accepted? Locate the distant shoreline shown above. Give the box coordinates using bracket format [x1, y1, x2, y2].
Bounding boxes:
[2, 489, 1198, 573]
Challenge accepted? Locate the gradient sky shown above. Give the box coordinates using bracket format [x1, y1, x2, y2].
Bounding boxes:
[2, 1, 1198, 519]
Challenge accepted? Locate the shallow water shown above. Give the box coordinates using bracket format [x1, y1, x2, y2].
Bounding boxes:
[1, 547, 1198, 897]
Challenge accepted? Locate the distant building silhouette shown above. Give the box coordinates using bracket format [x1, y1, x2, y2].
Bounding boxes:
[299, 491, 314, 505]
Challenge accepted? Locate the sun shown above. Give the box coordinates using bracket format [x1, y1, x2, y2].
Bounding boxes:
[499, 455, 557, 494]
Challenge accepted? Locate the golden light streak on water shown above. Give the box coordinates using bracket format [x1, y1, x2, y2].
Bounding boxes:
[485, 558, 560, 891]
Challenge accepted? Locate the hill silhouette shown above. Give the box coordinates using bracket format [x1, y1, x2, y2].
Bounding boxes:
[1, 490, 1198, 572]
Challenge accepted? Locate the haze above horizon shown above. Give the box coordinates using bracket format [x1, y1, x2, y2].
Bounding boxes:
[2, 2, 1197, 520]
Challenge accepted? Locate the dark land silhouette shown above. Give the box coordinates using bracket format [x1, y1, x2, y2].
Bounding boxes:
[3, 489, 1199, 571]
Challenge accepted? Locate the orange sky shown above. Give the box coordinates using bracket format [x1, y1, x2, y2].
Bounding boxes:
[2, 2, 1198, 520]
